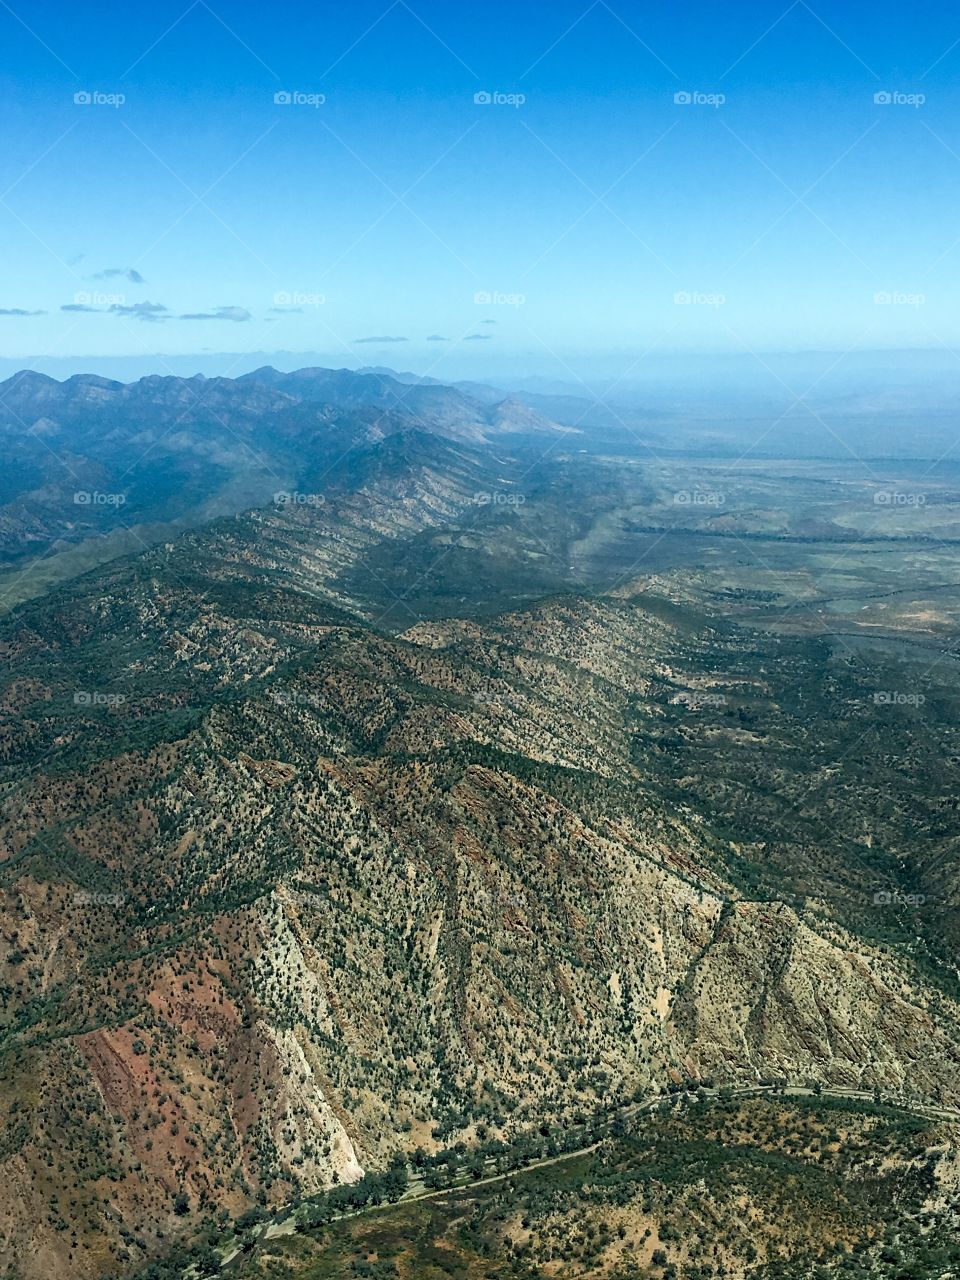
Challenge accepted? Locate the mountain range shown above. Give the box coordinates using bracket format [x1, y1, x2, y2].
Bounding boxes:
[1, 367, 959, 1280]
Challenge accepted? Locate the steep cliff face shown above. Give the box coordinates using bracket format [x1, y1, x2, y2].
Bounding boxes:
[1, 552, 958, 1278]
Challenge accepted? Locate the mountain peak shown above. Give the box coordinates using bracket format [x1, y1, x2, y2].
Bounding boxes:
[0, 368, 60, 392]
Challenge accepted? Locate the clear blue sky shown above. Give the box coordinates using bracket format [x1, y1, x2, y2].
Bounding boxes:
[2, 0, 959, 377]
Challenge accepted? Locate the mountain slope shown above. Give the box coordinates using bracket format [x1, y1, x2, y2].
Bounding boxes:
[2, 524, 959, 1277]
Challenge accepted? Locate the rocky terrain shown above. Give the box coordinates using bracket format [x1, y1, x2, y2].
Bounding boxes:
[0, 370, 959, 1278]
[226, 1093, 960, 1280]
[1, 483, 959, 1276]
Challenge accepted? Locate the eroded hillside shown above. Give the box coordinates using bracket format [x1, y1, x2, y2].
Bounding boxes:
[1, 531, 959, 1278]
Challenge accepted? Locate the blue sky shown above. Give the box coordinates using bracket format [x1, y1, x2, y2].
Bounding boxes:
[2, 0, 960, 377]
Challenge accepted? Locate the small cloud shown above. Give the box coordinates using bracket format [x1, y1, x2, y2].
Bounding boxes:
[464, 333, 493, 340]
[63, 300, 168, 320]
[426, 334, 449, 342]
[354, 335, 408, 343]
[0, 307, 46, 316]
[480, 318, 497, 325]
[92, 267, 145, 284]
[180, 305, 252, 322]
[110, 301, 168, 322]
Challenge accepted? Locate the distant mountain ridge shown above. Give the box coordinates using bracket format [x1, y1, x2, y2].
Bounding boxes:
[0, 364, 572, 603]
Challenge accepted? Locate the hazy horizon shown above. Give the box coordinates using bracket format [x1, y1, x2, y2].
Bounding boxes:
[6, 343, 960, 393]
